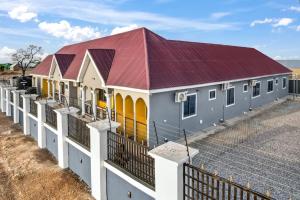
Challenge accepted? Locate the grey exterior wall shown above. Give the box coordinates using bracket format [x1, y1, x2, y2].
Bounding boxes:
[45, 127, 58, 159]
[68, 143, 91, 187]
[149, 75, 289, 146]
[106, 170, 154, 200]
[19, 110, 23, 127]
[29, 117, 38, 141]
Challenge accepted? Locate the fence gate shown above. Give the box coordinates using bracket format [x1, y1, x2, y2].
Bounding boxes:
[183, 163, 273, 200]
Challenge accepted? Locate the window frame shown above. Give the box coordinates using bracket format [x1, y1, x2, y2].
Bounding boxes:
[182, 93, 197, 120]
[252, 81, 261, 98]
[243, 84, 248, 93]
[267, 79, 274, 93]
[208, 89, 217, 101]
[282, 77, 287, 89]
[226, 86, 235, 107]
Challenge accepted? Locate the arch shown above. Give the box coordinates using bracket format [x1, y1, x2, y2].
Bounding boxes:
[125, 95, 134, 139]
[97, 89, 107, 108]
[116, 93, 124, 134]
[135, 98, 147, 144]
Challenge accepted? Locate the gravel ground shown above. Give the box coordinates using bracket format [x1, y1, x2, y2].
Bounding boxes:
[0, 112, 94, 200]
[191, 99, 300, 200]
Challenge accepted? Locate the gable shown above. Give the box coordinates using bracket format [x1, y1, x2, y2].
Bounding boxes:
[80, 54, 104, 89]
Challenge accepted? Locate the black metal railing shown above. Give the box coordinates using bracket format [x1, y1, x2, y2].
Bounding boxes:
[29, 98, 37, 116]
[116, 113, 124, 134]
[125, 117, 134, 140]
[96, 106, 107, 120]
[68, 114, 90, 149]
[183, 163, 273, 200]
[10, 91, 14, 103]
[84, 101, 93, 117]
[19, 93, 23, 108]
[45, 104, 57, 129]
[136, 121, 147, 145]
[69, 97, 81, 110]
[54, 92, 60, 102]
[107, 130, 155, 188]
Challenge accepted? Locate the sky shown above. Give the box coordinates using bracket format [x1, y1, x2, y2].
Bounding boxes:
[0, 0, 299, 63]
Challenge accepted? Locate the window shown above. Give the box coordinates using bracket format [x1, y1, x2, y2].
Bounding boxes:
[282, 77, 287, 89]
[209, 89, 216, 100]
[252, 82, 261, 97]
[243, 84, 248, 92]
[275, 78, 279, 85]
[267, 80, 274, 93]
[183, 93, 197, 119]
[226, 87, 235, 106]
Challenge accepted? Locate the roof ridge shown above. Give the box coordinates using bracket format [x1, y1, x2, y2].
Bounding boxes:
[142, 28, 151, 90]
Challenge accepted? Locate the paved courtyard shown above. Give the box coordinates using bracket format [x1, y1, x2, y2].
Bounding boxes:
[190, 99, 300, 200]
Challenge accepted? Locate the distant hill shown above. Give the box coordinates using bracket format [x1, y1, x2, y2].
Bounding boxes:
[276, 60, 300, 68]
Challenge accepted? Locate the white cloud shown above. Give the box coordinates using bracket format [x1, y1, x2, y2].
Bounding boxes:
[250, 18, 273, 27]
[8, 6, 37, 23]
[38, 20, 101, 42]
[250, 18, 293, 27]
[211, 12, 231, 19]
[272, 18, 293, 27]
[0, 46, 16, 63]
[0, 0, 236, 31]
[289, 6, 300, 12]
[297, 25, 300, 31]
[111, 24, 139, 35]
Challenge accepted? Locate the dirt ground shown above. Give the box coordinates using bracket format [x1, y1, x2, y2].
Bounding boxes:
[0, 113, 94, 200]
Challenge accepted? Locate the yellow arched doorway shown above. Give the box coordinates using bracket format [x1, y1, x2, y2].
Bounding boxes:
[136, 98, 147, 144]
[42, 79, 48, 97]
[116, 94, 123, 134]
[125, 96, 134, 139]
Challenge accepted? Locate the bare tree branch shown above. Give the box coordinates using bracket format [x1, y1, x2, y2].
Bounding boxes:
[11, 45, 43, 76]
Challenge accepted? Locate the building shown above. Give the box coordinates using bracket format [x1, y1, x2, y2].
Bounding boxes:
[31, 27, 291, 147]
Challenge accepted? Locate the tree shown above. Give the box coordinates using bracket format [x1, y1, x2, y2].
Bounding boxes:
[11, 45, 43, 77]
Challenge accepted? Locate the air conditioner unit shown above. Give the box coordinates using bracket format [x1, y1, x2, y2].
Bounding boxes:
[175, 91, 188, 103]
[220, 82, 231, 91]
[249, 80, 257, 86]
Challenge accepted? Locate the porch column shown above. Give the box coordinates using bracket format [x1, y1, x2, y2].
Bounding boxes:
[133, 101, 137, 141]
[105, 93, 111, 119]
[55, 107, 80, 168]
[52, 80, 55, 98]
[122, 96, 126, 135]
[58, 82, 62, 102]
[87, 119, 120, 200]
[47, 80, 51, 97]
[149, 142, 199, 200]
[92, 89, 97, 119]
[80, 87, 85, 115]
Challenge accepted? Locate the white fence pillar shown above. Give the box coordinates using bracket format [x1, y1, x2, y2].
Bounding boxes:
[87, 119, 119, 200]
[36, 100, 55, 148]
[12, 90, 25, 123]
[5, 88, 11, 116]
[55, 107, 79, 169]
[149, 142, 199, 200]
[0, 86, 5, 112]
[22, 94, 38, 135]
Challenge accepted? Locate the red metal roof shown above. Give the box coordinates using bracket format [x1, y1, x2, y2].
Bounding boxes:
[88, 49, 115, 82]
[54, 54, 75, 76]
[32, 28, 291, 90]
[31, 55, 53, 76]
